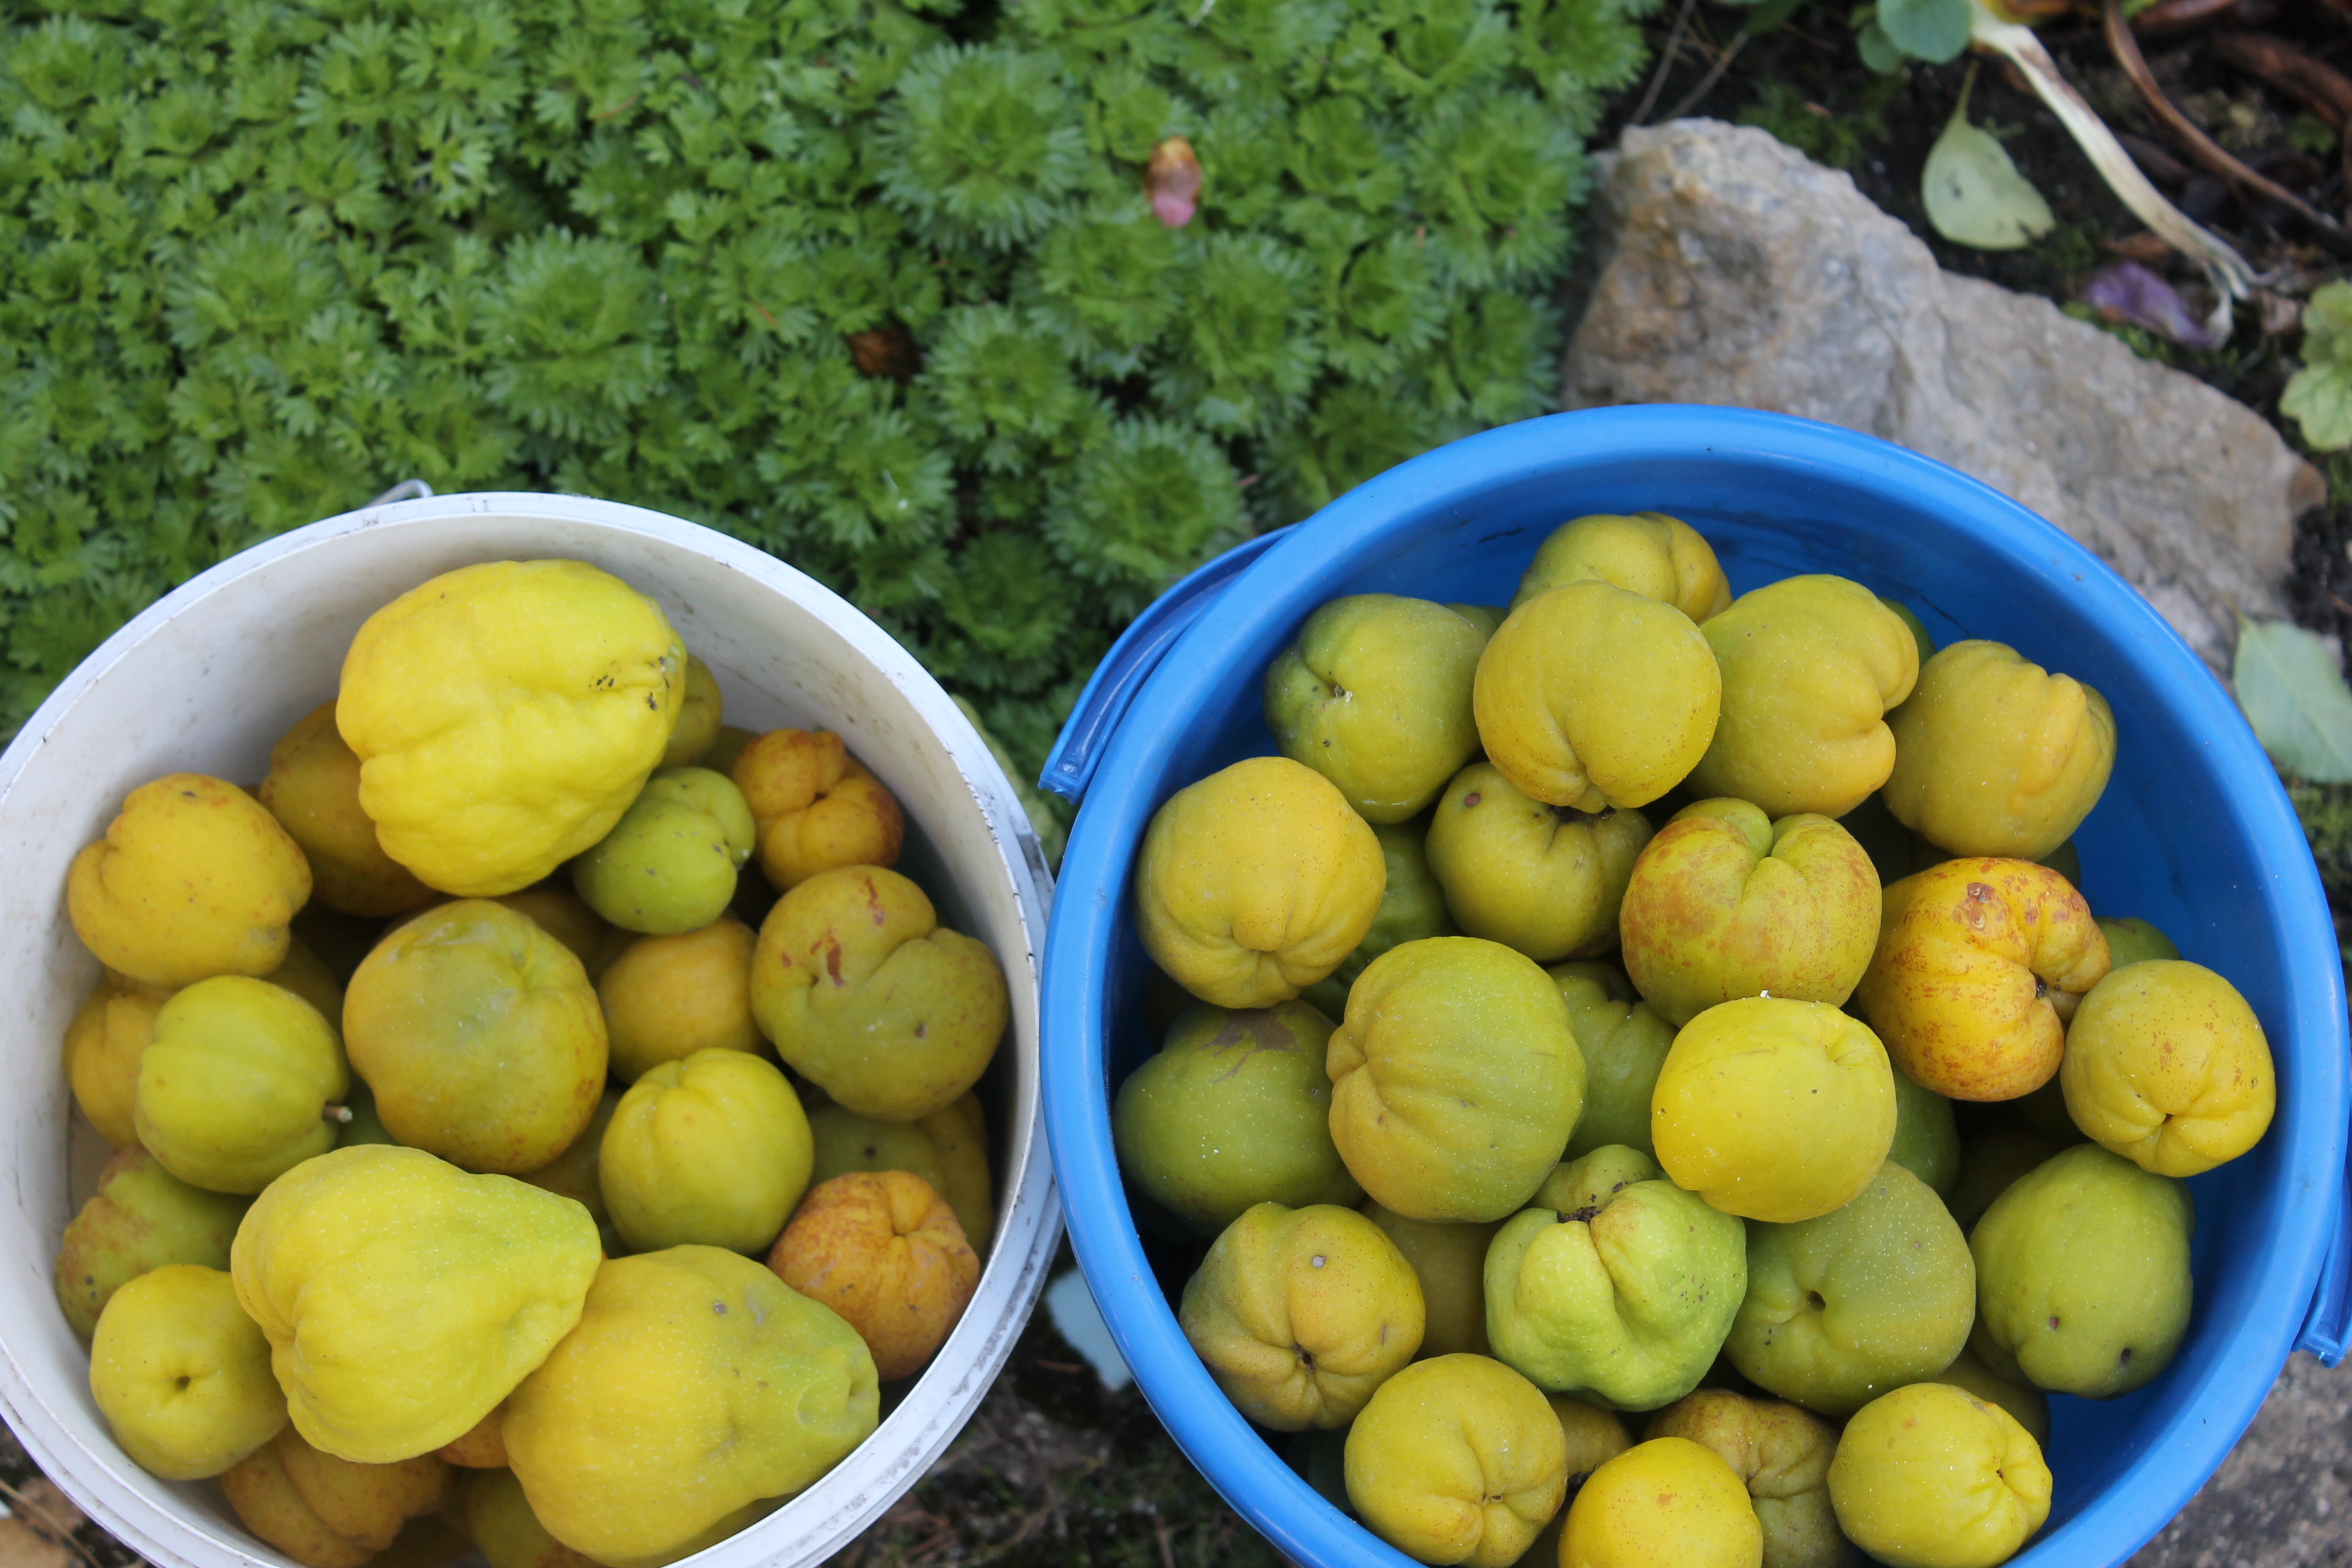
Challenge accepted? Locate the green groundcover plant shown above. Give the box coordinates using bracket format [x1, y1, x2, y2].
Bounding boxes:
[0, 0, 1654, 773]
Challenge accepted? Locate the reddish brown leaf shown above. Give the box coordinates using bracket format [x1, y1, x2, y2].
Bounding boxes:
[846, 323, 922, 380]
[1146, 136, 1202, 230]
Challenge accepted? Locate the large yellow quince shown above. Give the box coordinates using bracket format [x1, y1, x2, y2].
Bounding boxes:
[231, 1145, 602, 1463]
[336, 560, 685, 897]
[504, 1246, 879, 1568]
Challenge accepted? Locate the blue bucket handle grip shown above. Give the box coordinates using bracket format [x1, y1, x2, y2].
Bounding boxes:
[2298, 1140, 2352, 1365]
[1038, 531, 1285, 805]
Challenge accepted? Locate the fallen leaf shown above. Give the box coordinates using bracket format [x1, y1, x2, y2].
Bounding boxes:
[845, 323, 921, 380]
[2081, 260, 2226, 349]
[1924, 100, 2056, 250]
[1145, 136, 1201, 230]
[2234, 619, 2352, 783]
[1879, 0, 1973, 61]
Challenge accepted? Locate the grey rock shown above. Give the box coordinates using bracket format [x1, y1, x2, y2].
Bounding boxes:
[1560, 119, 2324, 671]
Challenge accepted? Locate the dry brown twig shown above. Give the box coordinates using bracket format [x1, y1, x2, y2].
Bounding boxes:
[2100, 0, 2352, 249]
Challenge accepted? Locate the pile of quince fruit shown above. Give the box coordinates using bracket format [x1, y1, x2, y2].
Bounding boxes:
[1115, 515, 2276, 1568]
[52, 559, 1011, 1568]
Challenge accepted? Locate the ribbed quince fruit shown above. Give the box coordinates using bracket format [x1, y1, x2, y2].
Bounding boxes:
[600, 1048, 814, 1255]
[1881, 640, 2114, 861]
[1424, 761, 1652, 963]
[1178, 1202, 1424, 1430]
[1484, 1147, 1747, 1411]
[1473, 580, 1722, 813]
[336, 559, 685, 897]
[135, 975, 349, 1195]
[1509, 511, 1732, 620]
[1327, 937, 1585, 1223]
[220, 1426, 455, 1568]
[1346, 1354, 1569, 1567]
[1684, 575, 1920, 819]
[808, 1091, 994, 1248]
[231, 1145, 603, 1463]
[1651, 998, 1896, 1224]
[68, 774, 312, 988]
[730, 728, 904, 892]
[1134, 755, 1384, 1009]
[259, 702, 437, 918]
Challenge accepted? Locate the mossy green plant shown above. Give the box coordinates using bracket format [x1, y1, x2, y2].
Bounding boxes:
[0, 0, 1657, 769]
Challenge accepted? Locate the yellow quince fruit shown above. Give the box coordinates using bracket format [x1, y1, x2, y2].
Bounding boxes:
[231, 1145, 602, 1463]
[67, 774, 312, 989]
[504, 1246, 879, 1568]
[336, 560, 685, 897]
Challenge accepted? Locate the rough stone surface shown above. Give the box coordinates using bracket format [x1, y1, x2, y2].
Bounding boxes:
[1560, 118, 2324, 671]
[2129, 1351, 2352, 1565]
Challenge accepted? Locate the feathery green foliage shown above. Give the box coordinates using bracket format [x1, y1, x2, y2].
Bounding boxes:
[0, 0, 1655, 772]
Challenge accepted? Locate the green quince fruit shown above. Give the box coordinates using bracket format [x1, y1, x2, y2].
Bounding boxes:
[231, 1144, 603, 1462]
[1426, 762, 1652, 963]
[90, 1263, 286, 1480]
[465, 1467, 597, 1568]
[1115, 999, 1361, 1238]
[601, 1049, 814, 1255]
[1726, 1161, 1975, 1419]
[1887, 1064, 1960, 1198]
[2097, 916, 2180, 968]
[1300, 817, 1457, 1020]
[750, 864, 1009, 1121]
[504, 1246, 876, 1568]
[1969, 1143, 2192, 1398]
[1550, 963, 1675, 1162]
[1178, 1202, 1424, 1430]
[1684, 575, 1920, 820]
[1618, 800, 1881, 1026]
[1329, 937, 1585, 1222]
[56, 1147, 249, 1342]
[1485, 1146, 1747, 1411]
[1947, 1120, 2070, 1234]
[809, 1092, 994, 1249]
[346, 900, 607, 1175]
[573, 767, 754, 935]
[136, 975, 349, 1195]
[1361, 1202, 1502, 1358]
[1264, 594, 1488, 823]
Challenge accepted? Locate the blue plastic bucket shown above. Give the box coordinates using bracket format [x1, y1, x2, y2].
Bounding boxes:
[1037, 406, 2352, 1567]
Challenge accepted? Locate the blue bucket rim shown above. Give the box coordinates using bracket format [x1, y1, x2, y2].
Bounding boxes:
[1039, 404, 2350, 1568]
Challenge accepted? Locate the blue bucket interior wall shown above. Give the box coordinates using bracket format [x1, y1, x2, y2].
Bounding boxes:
[1039, 406, 2349, 1568]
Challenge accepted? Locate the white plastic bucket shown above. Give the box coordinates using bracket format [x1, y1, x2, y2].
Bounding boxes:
[0, 491, 1060, 1568]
